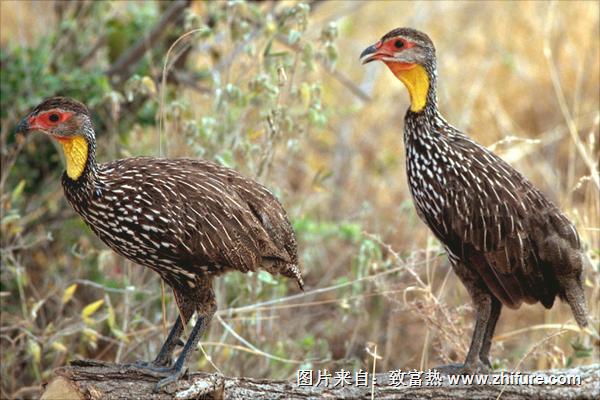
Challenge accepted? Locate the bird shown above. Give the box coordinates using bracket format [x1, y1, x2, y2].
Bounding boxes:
[16, 96, 303, 390]
[360, 28, 590, 374]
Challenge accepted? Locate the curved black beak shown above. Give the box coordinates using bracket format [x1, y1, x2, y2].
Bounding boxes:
[360, 44, 379, 65]
[15, 116, 30, 137]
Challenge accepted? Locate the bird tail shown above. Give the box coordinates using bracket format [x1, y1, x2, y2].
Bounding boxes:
[562, 277, 589, 328]
[262, 258, 304, 290]
[283, 264, 304, 291]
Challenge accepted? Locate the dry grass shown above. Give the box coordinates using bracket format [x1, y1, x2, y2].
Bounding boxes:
[1, 1, 598, 398]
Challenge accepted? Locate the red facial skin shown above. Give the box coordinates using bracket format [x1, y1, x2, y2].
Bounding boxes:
[372, 38, 417, 73]
[28, 111, 73, 142]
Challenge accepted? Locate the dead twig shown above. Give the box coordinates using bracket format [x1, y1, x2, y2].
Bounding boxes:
[106, 0, 191, 83]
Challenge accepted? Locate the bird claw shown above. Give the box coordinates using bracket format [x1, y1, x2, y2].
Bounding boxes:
[126, 361, 187, 391]
[153, 367, 187, 392]
[126, 360, 174, 376]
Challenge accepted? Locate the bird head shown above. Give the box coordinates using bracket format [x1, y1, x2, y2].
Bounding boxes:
[16, 97, 95, 180]
[16, 96, 92, 139]
[360, 28, 436, 112]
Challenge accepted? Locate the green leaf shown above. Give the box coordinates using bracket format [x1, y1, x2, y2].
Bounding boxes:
[27, 339, 41, 365]
[287, 29, 301, 45]
[11, 180, 26, 203]
[339, 223, 362, 242]
[257, 271, 278, 285]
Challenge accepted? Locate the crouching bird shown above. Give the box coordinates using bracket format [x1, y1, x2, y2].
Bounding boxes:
[360, 28, 590, 374]
[16, 97, 303, 390]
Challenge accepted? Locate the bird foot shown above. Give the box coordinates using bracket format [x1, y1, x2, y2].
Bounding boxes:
[153, 367, 187, 392]
[125, 362, 187, 391]
[433, 360, 490, 375]
[128, 358, 172, 371]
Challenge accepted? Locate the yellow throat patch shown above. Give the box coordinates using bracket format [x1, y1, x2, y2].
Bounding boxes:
[386, 63, 430, 112]
[57, 136, 88, 180]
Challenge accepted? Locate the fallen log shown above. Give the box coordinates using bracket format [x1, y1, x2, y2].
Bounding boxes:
[40, 360, 599, 400]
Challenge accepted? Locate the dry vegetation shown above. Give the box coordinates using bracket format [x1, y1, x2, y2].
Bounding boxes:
[1, 1, 598, 399]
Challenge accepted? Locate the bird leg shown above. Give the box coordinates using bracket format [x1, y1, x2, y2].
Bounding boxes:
[149, 316, 186, 367]
[154, 279, 217, 392]
[153, 305, 216, 391]
[435, 294, 493, 375]
[478, 297, 501, 368]
[131, 289, 195, 370]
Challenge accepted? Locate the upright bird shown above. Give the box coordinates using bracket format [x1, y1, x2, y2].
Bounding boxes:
[16, 97, 303, 390]
[360, 28, 589, 373]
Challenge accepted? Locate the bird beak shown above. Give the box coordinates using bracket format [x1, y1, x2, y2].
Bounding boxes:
[15, 114, 46, 137]
[15, 116, 31, 138]
[360, 43, 380, 65]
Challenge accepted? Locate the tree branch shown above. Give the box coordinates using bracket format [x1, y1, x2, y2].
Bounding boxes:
[106, 0, 191, 83]
[41, 360, 599, 400]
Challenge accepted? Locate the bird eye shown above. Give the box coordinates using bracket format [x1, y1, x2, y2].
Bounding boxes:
[49, 113, 60, 122]
[394, 40, 405, 49]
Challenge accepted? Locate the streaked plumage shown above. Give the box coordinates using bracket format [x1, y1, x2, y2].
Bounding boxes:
[63, 157, 302, 288]
[404, 110, 586, 315]
[17, 97, 302, 390]
[361, 28, 589, 373]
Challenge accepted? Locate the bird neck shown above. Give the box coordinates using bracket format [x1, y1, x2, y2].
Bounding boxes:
[57, 133, 97, 182]
[386, 62, 438, 113]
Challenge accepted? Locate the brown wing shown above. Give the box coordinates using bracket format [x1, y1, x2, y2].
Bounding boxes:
[99, 157, 298, 279]
[434, 135, 582, 309]
[200, 160, 303, 288]
[210, 161, 299, 267]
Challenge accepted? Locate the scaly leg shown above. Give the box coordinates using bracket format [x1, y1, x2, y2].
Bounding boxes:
[434, 259, 494, 374]
[132, 289, 194, 370]
[479, 297, 501, 368]
[147, 316, 185, 367]
[154, 278, 217, 392]
[435, 294, 492, 374]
